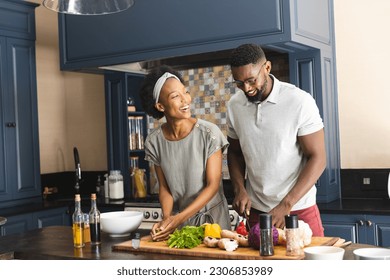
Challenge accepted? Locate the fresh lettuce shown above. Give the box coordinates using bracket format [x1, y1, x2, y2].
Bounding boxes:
[167, 225, 205, 249]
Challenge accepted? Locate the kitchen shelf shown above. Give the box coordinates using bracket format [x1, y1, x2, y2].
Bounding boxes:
[105, 71, 150, 200]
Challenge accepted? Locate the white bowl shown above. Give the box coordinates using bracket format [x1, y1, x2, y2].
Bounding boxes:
[100, 211, 143, 237]
[304, 246, 345, 260]
[353, 248, 390, 260]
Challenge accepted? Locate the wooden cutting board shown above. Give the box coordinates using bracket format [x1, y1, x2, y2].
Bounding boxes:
[112, 236, 339, 260]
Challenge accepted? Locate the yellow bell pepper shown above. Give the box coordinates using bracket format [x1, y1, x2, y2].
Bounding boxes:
[204, 223, 222, 238]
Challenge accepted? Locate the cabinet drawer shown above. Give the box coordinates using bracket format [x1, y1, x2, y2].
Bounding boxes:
[322, 222, 358, 243]
[33, 207, 71, 228]
[0, 214, 33, 236]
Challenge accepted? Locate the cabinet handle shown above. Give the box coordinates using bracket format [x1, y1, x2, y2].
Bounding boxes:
[5, 122, 16, 127]
[358, 220, 364, 226]
[366, 220, 373, 227]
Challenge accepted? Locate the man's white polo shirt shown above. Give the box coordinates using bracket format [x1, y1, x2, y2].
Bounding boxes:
[227, 75, 324, 212]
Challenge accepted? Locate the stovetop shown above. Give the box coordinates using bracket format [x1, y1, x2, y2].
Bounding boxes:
[125, 202, 161, 208]
[125, 195, 161, 208]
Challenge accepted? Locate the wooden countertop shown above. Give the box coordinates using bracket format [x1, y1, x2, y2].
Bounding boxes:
[0, 226, 378, 260]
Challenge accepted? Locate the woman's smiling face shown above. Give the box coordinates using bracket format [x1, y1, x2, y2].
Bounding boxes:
[157, 77, 192, 119]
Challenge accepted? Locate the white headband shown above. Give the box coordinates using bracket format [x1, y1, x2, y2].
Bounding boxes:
[153, 72, 180, 104]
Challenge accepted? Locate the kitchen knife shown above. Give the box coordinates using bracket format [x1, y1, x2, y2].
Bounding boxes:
[243, 211, 251, 232]
[74, 147, 81, 181]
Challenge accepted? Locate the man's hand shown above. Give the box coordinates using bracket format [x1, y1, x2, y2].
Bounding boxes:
[232, 187, 251, 216]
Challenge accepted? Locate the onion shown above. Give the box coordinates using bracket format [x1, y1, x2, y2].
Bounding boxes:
[248, 222, 280, 249]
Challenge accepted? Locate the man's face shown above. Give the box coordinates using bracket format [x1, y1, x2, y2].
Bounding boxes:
[232, 61, 268, 103]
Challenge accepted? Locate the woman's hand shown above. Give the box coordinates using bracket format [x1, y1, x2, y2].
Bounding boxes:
[150, 215, 182, 241]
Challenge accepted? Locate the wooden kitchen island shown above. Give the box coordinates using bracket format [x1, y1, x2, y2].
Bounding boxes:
[0, 226, 377, 260]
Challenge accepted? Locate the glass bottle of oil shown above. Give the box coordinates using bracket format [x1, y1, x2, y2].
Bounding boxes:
[89, 193, 101, 245]
[72, 194, 85, 248]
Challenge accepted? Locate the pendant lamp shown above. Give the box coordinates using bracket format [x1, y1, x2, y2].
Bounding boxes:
[42, 0, 135, 15]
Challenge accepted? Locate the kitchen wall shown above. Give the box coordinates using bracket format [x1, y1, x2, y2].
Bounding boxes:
[334, 0, 390, 168]
[30, 0, 390, 175]
[31, 0, 107, 174]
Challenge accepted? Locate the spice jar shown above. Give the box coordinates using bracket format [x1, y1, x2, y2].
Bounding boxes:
[285, 214, 303, 256]
[259, 214, 274, 256]
[108, 170, 124, 199]
[132, 232, 141, 249]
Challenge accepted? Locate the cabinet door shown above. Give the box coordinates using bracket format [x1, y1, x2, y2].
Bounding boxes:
[0, 213, 33, 236]
[0, 37, 8, 200]
[33, 207, 72, 228]
[3, 38, 40, 200]
[60, 0, 285, 71]
[289, 50, 340, 203]
[105, 71, 128, 196]
[365, 215, 390, 247]
[321, 213, 364, 243]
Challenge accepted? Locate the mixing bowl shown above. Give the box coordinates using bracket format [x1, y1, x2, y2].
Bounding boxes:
[304, 246, 345, 260]
[353, 248, 390, 260]
[100, 211, 143, 237]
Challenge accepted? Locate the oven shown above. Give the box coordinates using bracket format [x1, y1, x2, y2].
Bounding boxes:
[124, 202, 240, 230]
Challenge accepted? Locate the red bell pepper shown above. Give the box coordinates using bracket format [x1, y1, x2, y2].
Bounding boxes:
[236, 221, 248, 236]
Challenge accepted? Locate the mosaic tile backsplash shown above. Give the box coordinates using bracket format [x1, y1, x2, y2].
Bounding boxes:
[147, 55, 289, 179]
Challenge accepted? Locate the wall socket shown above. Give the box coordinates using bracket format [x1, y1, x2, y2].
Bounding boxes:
[342, 169, 390, 198]
[363, 177, 371, 185]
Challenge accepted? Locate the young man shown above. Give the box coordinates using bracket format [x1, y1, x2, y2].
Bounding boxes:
[227, 44, 326, 236]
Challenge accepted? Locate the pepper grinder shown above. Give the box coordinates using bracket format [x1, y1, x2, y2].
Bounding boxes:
[259, 214, 274, 256]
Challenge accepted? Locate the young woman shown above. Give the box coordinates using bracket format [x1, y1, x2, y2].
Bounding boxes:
[139, 65, 230, 241]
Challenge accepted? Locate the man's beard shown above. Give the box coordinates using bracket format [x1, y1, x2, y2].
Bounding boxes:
[245, 80, 268, 103]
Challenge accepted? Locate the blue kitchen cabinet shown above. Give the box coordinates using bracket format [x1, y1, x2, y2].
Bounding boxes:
[0, 213, 34, 236]
[33, 207, 72, 228]
[0, 207, 72, 237]
[289, 50, 340, 203]
[321, 213, 390, 247]
[58, 0, 335, 71]
[105, 72, 149, 199]
[0, 0, 41, 206]
[365, 215, 390, 248]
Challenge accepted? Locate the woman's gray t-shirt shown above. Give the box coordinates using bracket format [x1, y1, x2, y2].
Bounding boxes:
[144, 119, 230, 229]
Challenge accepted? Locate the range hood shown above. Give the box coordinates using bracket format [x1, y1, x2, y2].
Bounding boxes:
[98, 48, 275, 73]
[99, 62, 147, 74]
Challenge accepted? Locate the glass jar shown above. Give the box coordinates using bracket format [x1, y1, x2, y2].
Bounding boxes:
[108, 170, 124, 199]
[135, 116, 144, 150]
[130, 156, 139, 174]
[128, 116, 137, 150]
[285, 214, 303, 256]
[131, 168, 147, 198]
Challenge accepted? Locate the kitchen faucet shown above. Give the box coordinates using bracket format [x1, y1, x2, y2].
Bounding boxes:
[74, 147, 82, 194]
